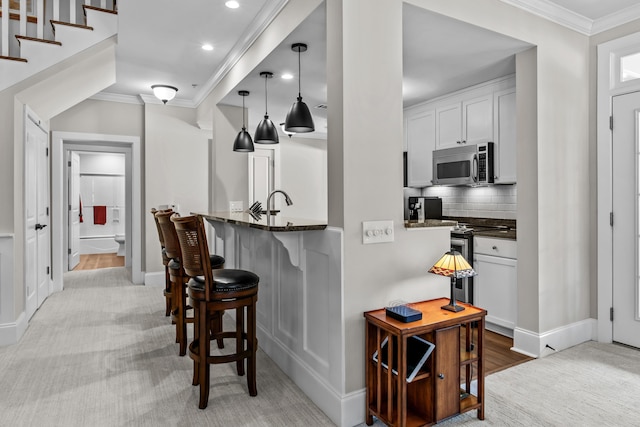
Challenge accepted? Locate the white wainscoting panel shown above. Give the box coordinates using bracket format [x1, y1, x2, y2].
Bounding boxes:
[0, 234, 28, 346]
[203, 220, 345, 426]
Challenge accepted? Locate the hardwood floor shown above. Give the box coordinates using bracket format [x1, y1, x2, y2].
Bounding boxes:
[74, 253, 124, 270]
[484, 329, 533, 375]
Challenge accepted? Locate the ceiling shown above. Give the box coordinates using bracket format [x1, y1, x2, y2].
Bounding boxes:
[97, 0, 640, 139]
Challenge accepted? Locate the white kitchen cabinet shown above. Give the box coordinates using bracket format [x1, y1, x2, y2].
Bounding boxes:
[474, 237, 517, 336]
[493, 88, 517, 183]
[436, 94, 493, 149]
[435, 102, 462, 148]
[405, 107, 436, 187]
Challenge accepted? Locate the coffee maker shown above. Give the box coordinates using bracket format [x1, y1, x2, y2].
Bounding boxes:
[408, 197, 442, 221]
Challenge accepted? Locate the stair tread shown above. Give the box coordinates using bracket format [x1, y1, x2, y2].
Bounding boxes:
[50, 20, 94, 33]
[0, 55, 28, 63]
[83, 5, 118, 15]
[16, 36, 62, 46]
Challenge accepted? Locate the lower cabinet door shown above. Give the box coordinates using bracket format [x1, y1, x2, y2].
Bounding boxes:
[434, 326, 461, 421]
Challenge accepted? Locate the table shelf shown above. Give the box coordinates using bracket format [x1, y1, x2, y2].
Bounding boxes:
[364, 298, 486, 427]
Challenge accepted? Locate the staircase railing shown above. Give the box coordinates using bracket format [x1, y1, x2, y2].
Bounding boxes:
[1, 0, 116, 59]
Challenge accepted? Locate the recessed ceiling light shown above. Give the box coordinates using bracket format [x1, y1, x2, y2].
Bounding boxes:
[225, 1, 239, 9]
[202, 44, 213, 51]
[281, 73, 294, 80]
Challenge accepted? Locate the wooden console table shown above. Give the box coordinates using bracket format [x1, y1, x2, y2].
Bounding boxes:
[364, 298, 486, 426]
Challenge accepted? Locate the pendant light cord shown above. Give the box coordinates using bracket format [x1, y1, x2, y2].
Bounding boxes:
[264, 74, 268, 116]
[297, 47, 302, 99]
[242, 94, 246, 130]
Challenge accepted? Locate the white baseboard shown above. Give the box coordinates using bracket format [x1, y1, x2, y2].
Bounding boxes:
[0, 312, 28, 347]
[341, 389, 366, 427]
[144, 271, 165, 287]
[257, 324, 361, 427]
[513, 318, 596, 358]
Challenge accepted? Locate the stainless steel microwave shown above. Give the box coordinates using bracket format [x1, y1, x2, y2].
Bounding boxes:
[432, 142, 495, 186]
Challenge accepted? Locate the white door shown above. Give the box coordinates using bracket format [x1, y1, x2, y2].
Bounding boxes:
[249, 148, 275, 208]
[612, 91, 640, 348]
[25, 109, 50, 319]
[68, 152, 81, 270]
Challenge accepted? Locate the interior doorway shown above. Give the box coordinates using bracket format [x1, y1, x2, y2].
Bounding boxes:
[51, 132, 143, 291]
[68, 151, 126, 271]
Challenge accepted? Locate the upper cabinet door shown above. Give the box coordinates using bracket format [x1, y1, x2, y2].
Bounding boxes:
[406, 108, 436, 187]
[493, 88, 516, 184]
[463, 94, 493, 145]
[436, 102, 462, 148]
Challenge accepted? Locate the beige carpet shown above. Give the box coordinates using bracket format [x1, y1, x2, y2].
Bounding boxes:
[433, 339, 640, 426]
[2, 268, 639, 426]
[0, 268, 334, 426]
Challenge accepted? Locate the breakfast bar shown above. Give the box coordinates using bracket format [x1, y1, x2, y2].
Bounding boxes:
[193, 212, 344, 420]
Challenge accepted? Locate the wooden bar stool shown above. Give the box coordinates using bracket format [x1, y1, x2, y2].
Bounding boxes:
[150, 208, 173, 316]
[172, 214, 259, 409]
[156, 211, 225, 356]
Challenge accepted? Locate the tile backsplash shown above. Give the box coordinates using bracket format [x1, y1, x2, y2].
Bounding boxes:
[422, 185, 517, 219]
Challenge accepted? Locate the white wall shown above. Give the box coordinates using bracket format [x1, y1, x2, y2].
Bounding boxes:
[280, 135, 328, 221]
[144, 103, 210, 273]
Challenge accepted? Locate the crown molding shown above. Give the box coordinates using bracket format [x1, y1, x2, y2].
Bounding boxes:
[501, 0, 640, 35]
[500, 0, 592, 35]
[138, 94, 196, 108]
[591, 3, 640, 35]
[90, 92, 143, 105]
[192, 0, 290, 107]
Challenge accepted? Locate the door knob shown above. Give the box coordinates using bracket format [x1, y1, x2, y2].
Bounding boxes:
[35, 223, 47, 230]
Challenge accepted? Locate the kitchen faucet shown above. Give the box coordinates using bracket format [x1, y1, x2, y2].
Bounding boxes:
[266, 190, 293, 226]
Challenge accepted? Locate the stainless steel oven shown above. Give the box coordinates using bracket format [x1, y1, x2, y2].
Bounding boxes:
[450, 231, 474, 303]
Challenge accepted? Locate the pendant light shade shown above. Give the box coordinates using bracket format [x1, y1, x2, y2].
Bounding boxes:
[254, 72, 279, 144]
[233, 90, 254, 152]
[284, 43, 314, 133]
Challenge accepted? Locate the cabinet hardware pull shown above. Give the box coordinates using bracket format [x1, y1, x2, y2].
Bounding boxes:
[438, 373, 445, 379]
[492, 246, 497, 250]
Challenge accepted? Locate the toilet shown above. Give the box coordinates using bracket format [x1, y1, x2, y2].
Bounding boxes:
[114, 234, 125, 256]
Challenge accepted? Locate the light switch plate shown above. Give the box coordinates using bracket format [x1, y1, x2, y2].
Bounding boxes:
[230, 201, 243, 212]
[362, 220, 394, 244]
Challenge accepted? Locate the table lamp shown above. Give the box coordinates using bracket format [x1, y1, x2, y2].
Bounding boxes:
[428, 249, 477, 312]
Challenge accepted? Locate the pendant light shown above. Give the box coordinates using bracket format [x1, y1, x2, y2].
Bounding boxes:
[233, 90, 254, 152]
[284, 43, 314, 133]
[254, 71, 279, 144]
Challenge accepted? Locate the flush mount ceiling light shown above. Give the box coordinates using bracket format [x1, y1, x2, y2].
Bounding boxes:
[254, 72, 279, 144]
[225, 1, 239, 9]
[233, 90, 254, 152]
[151, 85, 178, 104]
[284, 43, 314, 133]
[201, 44, 213, 51]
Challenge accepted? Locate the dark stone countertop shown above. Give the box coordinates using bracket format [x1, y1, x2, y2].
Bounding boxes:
[404, 219, 458, 229]
[194, 211, 327, 232]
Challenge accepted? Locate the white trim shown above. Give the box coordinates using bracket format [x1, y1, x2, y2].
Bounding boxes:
[192, 0, 290, 107]
[144, 271, 166, 287]
[499, 0, 592, 35]
[90, 92, 143, 105]
[597, 32, 640, 344]
[51, 132, 143, 289]
[138, 94, 196, 108]
[0, 235, 15, 329]
[513, 318, 595, 358]
[0, 312, 28, 347]
[500, 0, 640, 36]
